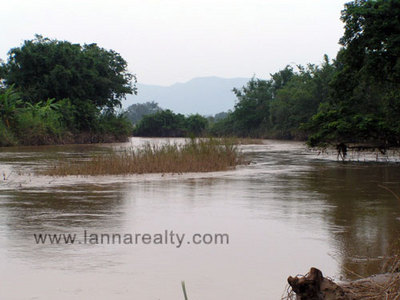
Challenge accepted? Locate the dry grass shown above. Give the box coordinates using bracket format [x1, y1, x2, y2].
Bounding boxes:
[336, 249, 400, 300]
[341, 270, 400, 300]
[41, 138, 245, 176]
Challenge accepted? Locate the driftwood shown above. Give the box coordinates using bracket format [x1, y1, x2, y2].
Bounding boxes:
[287, 267, 348, 300]
[287, 267, 400, 300]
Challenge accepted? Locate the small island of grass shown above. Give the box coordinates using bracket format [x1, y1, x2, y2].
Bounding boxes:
[41, 138, 245, 176]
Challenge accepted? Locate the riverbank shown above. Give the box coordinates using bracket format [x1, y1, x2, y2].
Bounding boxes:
[0, 121, 132, 147]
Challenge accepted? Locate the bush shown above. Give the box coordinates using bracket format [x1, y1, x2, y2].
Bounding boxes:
[98, 112, 133, 141]
[133, 110, 186, 137]
[133, 110, 208, 137]
[15, 109, 65, 145]
[0, 120, 17, 146]
[185, 114, 208, 136]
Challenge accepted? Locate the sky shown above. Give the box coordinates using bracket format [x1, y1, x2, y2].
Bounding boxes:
[1, 0, 348, 86]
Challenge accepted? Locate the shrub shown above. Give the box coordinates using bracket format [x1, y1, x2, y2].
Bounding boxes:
[0, 120, 17, 146]
[98, 112, 133, 141]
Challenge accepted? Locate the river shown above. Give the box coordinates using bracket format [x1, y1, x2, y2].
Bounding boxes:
[0, 138, 399, 299]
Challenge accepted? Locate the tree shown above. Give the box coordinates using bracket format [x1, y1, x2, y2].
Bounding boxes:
[231, 77, 274, 136]
[132, 110, 208, 137]
[185, 114, 208, 136]
[339, 0, 400, 84]
[133, 110, 186, 137]
[0, 35, 135, 130]
[270, 59, 336, 139]
[125, 101, 162, 124]
[307, 0, 400, 147]
[210, 62, 334, 139]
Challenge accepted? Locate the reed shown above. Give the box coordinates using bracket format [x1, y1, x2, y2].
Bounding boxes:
[181, 281, 189, 300]
[42, 138, 245, 176]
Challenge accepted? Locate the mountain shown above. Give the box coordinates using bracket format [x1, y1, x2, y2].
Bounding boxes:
[122, 76, 250, 115]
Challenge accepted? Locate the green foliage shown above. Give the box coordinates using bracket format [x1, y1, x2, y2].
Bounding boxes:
[125, 101, 162, 124]
[0, 120, 17, 146]
[98, 112, 133, 140]
[185, 114, 208, 136]
[0, 87, 74, 145]
[2, 35, 135, 108]
[133, 110, 207, 137]
[56, 98, 77, 131]
[339, 0, 400, 83]
[133, 110, 186, 137]
[307, 0, 400, 147]
[206, 111, 229, 131]
[0, 85, 132, 146]
[210, 0, 399, 148]
[0, 85, 23, 128]
[230, 77, 274, 136]
[213, 111, 229, 122]
[1, 35, 135, 132]
[210, 60, 335, 139]
[0, 36, 135, 146]
[12, 97, 66, 145]
[2, 1, 399, 148]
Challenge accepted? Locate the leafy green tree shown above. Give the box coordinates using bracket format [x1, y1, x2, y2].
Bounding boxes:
[133, 110, 186, 137]
[307, 0, 400, 147]
[230, 77, 274, 136]
[270, 66, 295, 93]
[207, 111, 229, 130]
[98, 111, 133, 141]
[125, 101, 162, 124]
[133, 110, 208, 137]
[270, 59, 336, 139]
[1, 35, 135, 130]
[209, 112, 236, 137]
[185, 114, 208, 136]
[211, 63, 334, 139]
[214, 111, 229, 121]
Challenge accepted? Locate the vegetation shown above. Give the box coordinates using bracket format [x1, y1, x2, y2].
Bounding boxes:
[208, 0, 400, 150]
[133, 109, 208, 137]
[2, 0, 399, 150]
[42, 138, 244, 176]
[125, 101, 162, 124]
[210, 60, 335, 140]
[307, 0, 400, 148]
[0, 35, 134, 146]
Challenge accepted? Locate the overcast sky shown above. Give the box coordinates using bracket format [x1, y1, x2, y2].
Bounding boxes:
[1, 0, 348, 86]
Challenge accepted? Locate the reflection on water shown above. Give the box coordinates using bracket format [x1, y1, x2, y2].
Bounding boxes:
[0, 138, 399, 299]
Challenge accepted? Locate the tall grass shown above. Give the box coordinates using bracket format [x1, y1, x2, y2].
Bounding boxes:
[42, 138, 245, 176]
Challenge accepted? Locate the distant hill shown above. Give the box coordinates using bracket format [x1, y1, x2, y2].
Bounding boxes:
[122, 76, 250, 115]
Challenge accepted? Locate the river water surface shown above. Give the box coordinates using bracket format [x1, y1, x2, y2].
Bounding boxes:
[0, 138, 399, 300]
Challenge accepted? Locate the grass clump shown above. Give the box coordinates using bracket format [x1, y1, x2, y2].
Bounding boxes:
[42, 138, 245, 176]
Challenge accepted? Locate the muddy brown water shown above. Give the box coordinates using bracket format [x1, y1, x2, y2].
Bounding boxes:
[0, 138, 399, 299]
